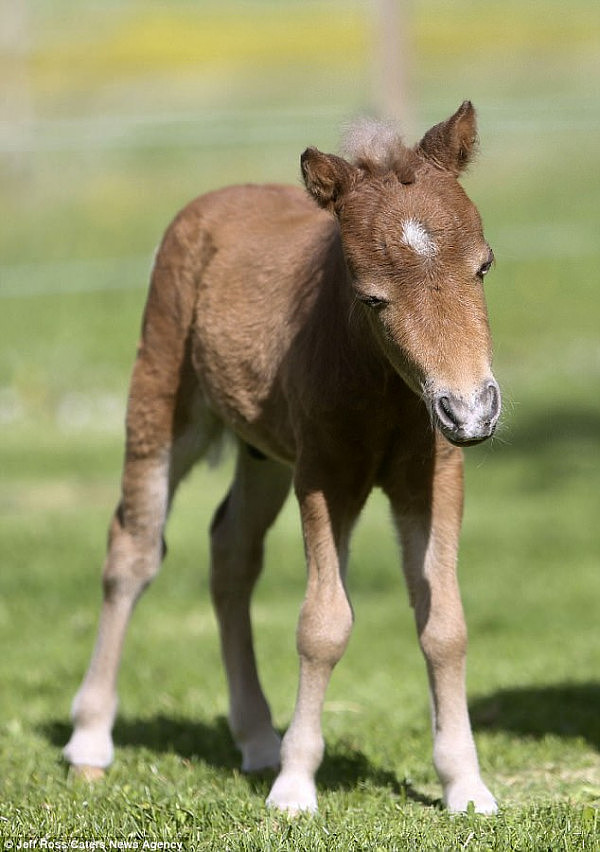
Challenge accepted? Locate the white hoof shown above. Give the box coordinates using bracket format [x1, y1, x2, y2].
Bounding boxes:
[63, 727, 114, 770]
[266, 771, 318, 815]
[444, 779, 498, 815]
[239, 728, 281, 773]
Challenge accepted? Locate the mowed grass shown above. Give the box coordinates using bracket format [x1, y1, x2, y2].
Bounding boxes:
[2, 0, 600, 848]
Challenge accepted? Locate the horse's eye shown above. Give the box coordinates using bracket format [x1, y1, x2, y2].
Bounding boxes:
[358, 294, 388, 310]
[477, 260, 493, 280]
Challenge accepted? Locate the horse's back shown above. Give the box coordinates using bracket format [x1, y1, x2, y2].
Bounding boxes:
[151, 183, 339, 458]
[171, 182, 328, 255]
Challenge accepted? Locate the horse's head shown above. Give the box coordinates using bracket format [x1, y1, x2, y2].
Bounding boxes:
[301, 102, 500, 446]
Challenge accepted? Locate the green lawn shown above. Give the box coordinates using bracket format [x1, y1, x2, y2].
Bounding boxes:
[1, 1, 600, 848]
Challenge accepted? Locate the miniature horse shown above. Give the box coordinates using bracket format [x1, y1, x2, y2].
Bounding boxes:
[64, 102, 500, 814]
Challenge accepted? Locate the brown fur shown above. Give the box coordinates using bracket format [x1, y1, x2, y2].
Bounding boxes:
[64, 102, 500, 814]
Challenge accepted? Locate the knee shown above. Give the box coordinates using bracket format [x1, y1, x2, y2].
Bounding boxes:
[102, 510, 162, 601]
[297, 589, 353, 667]
[420, 617, 467, 669]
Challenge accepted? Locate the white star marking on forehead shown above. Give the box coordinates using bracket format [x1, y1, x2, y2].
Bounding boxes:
[401, 219, 437, 258]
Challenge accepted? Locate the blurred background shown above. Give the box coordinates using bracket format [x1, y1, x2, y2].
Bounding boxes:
[2, 0, 599, 442]
[1, 0, 599, 808]
[1, 0, 599, 446]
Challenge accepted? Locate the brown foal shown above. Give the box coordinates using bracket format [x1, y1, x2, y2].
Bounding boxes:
[64, 101, 500, 814]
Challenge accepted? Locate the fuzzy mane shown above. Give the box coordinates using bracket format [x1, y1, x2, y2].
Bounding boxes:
[341, 118, 418, 184]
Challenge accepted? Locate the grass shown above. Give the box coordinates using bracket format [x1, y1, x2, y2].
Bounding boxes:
[2, 0, 600, 848]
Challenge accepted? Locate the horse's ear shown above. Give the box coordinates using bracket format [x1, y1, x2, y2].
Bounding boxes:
[417, 101, 478, 177]
[301, 148, 356, 214]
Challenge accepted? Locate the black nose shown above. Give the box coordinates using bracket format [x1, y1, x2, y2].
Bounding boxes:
[433, 380, 501, 446]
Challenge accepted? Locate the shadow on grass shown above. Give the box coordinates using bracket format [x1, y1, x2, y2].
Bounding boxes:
[471, 682, 600, 749]
[317, 747, 437, 806]
[504, 405, 600, 453]
[474, 403, 600, 489]
[43, 715, 436, 806]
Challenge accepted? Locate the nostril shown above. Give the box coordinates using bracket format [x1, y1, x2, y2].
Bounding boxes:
[435, 395, 460, 430]
[486, 382, 501, 421]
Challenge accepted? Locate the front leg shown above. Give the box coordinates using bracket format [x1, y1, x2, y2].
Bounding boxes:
[386, 440, 497, 814]
[266, 478, 360, 814]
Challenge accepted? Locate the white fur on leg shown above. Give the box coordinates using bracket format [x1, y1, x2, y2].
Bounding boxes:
[443, 776, 498, 815]
[266, 770, 318, 815]
[265, 722, 323, 814]
[239, 727, 281, 773]
[434, 735, 497, 814]
[63, 725, 114, 769]
[63, 690, 116, 769]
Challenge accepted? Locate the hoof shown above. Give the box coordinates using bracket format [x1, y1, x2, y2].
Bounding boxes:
[444, 780, 498, 815]
[69, 764, 106, 782]
[63, 727, 114, 770]
[266, 772, 318, 815]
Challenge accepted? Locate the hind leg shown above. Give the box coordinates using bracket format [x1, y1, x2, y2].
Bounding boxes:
[210, 445, 292, 772]
[64, 353, 219, 773]
[63, 450, 170, 772]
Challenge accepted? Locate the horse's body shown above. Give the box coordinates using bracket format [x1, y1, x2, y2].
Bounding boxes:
[64, 102, 500, 814]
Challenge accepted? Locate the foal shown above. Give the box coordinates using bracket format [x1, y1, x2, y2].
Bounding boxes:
[64, 102, 500, 814]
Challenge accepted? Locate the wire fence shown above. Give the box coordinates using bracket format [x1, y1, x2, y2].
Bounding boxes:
[2, 95, 600, 156]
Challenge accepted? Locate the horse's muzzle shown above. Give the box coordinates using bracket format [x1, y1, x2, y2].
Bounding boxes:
[432, 380, 501, 446]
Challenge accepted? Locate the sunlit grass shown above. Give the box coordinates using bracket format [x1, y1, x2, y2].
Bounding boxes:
[2, 0, 600, 847]
[1, 415, 599, 847]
